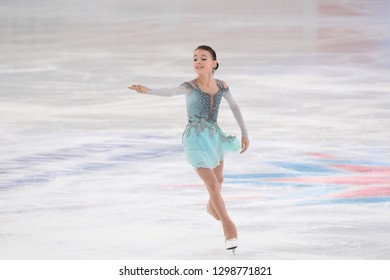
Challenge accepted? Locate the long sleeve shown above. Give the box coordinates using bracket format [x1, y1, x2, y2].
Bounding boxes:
[148, 83, 189, 97]
[223, 89, 249, 138]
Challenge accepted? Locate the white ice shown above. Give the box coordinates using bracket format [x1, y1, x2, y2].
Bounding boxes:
[1, 0, 390, 259]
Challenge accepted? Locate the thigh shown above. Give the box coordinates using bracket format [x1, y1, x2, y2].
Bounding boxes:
[196, 167, 219, 190]
[213, 160, 224, 187]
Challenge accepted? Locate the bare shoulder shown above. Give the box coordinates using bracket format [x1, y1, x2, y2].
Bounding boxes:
[220, 80, 229, 89]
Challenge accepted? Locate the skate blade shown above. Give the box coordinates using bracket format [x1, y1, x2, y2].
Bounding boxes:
[227, 247, 237, 255]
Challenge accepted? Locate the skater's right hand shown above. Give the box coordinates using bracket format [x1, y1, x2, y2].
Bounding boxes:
[128, 84, 150, 94]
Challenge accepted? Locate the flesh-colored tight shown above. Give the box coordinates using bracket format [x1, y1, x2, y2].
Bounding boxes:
[196, 160, 237, 240]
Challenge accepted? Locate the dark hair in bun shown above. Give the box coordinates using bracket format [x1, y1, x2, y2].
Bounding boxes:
[195, 45, 219, 71]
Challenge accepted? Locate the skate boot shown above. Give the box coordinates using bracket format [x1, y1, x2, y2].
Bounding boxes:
[225, 238, 238, 254]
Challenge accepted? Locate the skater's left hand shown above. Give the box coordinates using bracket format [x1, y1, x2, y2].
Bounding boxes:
[241, 136, 249, 154]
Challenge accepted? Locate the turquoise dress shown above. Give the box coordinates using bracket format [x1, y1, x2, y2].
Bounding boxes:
[148, 79, 248, 169]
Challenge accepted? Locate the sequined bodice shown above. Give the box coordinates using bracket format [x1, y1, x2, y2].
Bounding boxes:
[184, 81, 224, 123]
[147, 79, 248, 137]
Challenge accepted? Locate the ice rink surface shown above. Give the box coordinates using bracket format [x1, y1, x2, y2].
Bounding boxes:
[1, 0, 390, 259]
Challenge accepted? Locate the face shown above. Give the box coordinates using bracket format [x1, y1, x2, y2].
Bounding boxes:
[193, 49, 217, 74]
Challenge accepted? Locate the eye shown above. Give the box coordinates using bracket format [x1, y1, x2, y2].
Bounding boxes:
[202, 58, 207, 61]
[193, 59, 198, 62]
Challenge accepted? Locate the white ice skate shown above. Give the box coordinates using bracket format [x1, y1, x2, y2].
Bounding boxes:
[225, 238, 238, 254]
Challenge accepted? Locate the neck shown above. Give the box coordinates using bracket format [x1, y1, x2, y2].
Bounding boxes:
[196, 74, 214, 87]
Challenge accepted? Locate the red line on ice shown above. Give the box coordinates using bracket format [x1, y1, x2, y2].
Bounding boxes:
[334, 186, 390, 198]
[162, 184, 203, 188]
[307, 152, 336, 159]
[271, 176, 390, 186]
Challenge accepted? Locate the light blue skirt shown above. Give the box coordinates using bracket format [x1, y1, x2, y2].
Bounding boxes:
[182, 118, 240, 169]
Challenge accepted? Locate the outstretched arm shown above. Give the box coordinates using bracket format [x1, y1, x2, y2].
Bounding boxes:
[128, 84, 188, 97]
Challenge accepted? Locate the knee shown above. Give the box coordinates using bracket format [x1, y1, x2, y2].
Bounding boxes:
[206, 181, 221, 195]
[217, 176, 224, 186]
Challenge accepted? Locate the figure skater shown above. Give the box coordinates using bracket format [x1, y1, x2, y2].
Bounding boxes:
[128, 45, 249, 252]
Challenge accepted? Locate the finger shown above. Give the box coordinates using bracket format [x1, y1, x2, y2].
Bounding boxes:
[129, 85, 143, 93]
[240, 142, 246, 154]
[241, 141, 249, 154]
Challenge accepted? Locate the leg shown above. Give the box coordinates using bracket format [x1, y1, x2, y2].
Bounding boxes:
[196, 166, 237, 240]
[207, 161, 224, 220]
[214, 160, 224, 186]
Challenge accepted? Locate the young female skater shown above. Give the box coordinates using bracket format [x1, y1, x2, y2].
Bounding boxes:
[128, 45, 249, 252]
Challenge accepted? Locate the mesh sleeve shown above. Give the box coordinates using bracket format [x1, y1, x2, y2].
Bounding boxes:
[147, 82, 190, 97]
[223, 88, 249, 138]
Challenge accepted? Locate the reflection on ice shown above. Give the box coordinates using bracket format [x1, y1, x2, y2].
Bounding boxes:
[0, 0, 390, 259]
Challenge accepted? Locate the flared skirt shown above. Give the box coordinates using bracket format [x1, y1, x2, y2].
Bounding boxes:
[182, 119, 240, 169]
